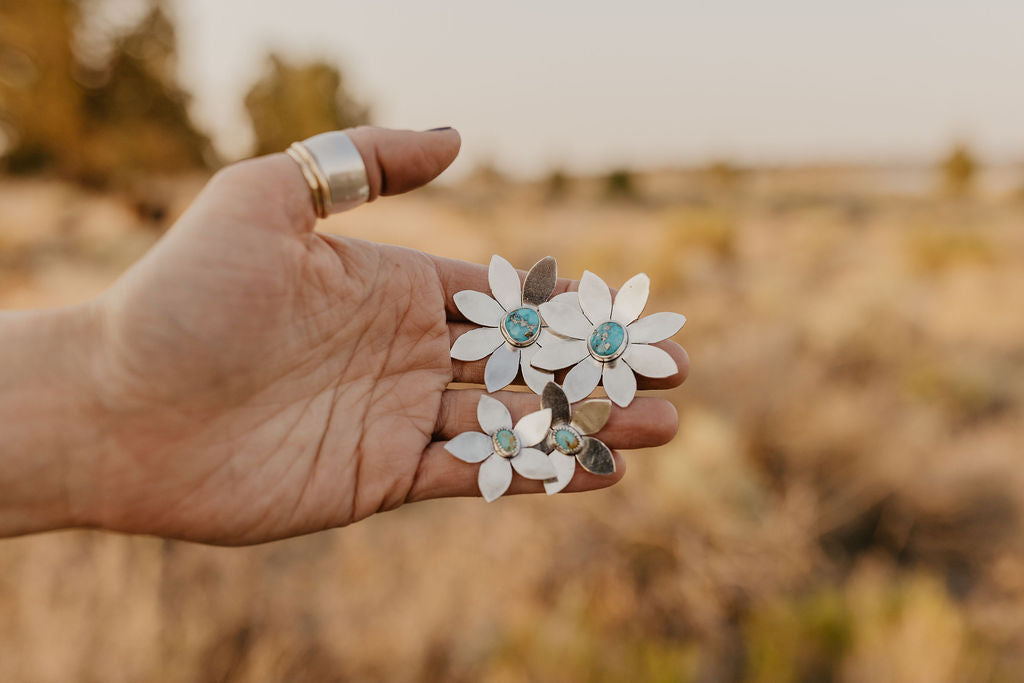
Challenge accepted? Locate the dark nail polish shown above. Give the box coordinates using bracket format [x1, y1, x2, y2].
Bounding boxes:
[427, 126, 453, 132]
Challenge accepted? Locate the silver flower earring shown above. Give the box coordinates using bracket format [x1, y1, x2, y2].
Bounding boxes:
[444, 395, 557, 501]
[531, 271, 685, 407]
[449, 255, 558, 394]
[539, 382, 615, 495]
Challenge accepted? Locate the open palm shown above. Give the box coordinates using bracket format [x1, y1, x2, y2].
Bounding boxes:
[84, 127, 687, 544]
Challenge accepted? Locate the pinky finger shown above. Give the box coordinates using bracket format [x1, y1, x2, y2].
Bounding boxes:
[405, 442, 626, 503]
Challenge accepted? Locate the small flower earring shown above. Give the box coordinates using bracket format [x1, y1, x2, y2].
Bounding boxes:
[444, 395, 557, 501]
[539, 382, 615, 495]
[449, 255, 559, 394]
[531, 271, 685, 407]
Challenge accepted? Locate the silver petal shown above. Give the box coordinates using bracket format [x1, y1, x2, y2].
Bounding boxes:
[539, 301, 593, 339]
[514, 408, 552, 447]
[627, 312, 687, 344]
[450, 327, 504, 361]
[522, 256, 558, 307]
[511, 447, 558, 480]
[454, 290, 505, 327]
[562, 357, 603, 403]
[444, 432, 494, 463]
[478, 453, 513, 502]
[623, 343, 678, 378]
[578, 270, 612, 324]
[530, 338, 589, 371]
[577, 437, 616, 475]
[541, 382, 571, 425]
[484, 343, 521, 393]
[520, 345, 554, 395]
[570, 399, 612, 435]
[538, 328, 568, 345]
[543, 452, 577, 495]
[602, 360, 637, 408]
[611, 273, 650, 325]
[488, 254, 522, 312]
[549, 291, 581, 309]
[477, 393, 513, 433]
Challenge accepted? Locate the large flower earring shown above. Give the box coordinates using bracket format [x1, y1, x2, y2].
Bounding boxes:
[449, 255, 559, 393]
[531, 271, 685, 407]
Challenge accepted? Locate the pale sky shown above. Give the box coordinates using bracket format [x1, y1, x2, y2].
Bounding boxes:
[171, 0, 1024, 177]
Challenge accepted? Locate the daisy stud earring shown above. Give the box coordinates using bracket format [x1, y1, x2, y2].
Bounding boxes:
[531, 271, 686, 407]
[444, 395, 557, 502]
[449, 255, 558, 394]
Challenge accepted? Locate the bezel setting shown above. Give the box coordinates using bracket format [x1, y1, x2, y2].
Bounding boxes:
[500, 306, 543, 348]
[587, 320, 629, 362]
[549, 424, 584, 455]
[492, 428, 521, 458]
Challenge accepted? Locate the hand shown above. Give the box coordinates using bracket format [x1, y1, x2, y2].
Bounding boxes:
[7, 127, 689, 545]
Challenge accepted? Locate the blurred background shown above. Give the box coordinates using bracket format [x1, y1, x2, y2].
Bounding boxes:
[2, 0, 1024, 681]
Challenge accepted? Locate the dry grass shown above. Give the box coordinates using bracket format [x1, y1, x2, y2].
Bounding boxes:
[1, 168, 1023, 681]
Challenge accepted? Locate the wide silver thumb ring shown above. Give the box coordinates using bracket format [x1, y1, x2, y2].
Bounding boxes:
[285, 131, 370, 218]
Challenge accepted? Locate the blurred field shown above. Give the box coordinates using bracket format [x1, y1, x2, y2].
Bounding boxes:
[1, 167, 1024, 682]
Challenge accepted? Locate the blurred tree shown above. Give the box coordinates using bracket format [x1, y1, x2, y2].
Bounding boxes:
[605, 167, 636, 199]
[940, 143, 977, 196]
[545, 168, 570, 201]
[0, 0, 84, 174]
[245, 55, 370, 157]
[0, 0, 214, 183]
[79, 2, 216, 182]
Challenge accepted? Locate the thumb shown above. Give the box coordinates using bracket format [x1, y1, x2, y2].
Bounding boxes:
[203, 126, 461, 232]
[346, 125, 462, 201]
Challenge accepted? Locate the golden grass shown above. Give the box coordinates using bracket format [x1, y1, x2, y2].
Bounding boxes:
[1, 170, 1023, 681]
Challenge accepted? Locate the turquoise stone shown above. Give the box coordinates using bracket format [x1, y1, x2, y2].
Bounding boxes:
[503, 307, 541, 344]
[554, 427, 581, 453]
[492, 428, 519, 458]
[589, 321, 626, 358]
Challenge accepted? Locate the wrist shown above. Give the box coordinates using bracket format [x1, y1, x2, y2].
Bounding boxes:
[0, 302, 109, 536]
